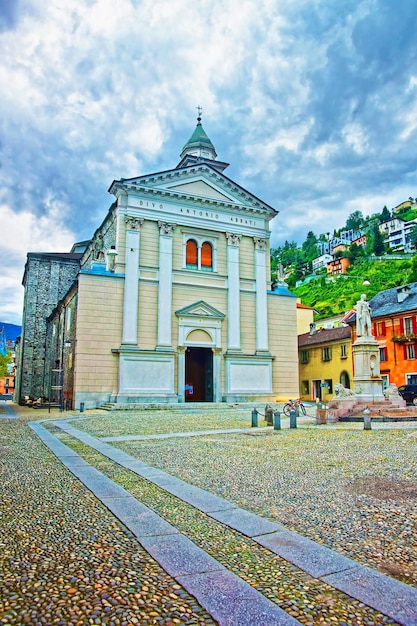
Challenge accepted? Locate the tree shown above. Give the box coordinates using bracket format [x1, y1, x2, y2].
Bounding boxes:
[409, 224, 417, 249]
[302, 231, 319, 262]
[409, 254, 417, 282]
[379, 206, 391, 223]
[371, 224, 385, 256]
[346, 210, 364, 231]
[347, 242, 364, 262]
[0, 351, 12, 378]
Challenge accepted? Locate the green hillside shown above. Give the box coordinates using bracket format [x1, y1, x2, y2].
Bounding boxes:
[292, 258, 413, 318]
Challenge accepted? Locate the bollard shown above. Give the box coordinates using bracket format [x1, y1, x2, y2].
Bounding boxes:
[273, 411, 281, 430]
[251, 408, 258, 428]
[363, 407, 371, 430]
[289, 408, 297, 428]
[265, 404, 274, 426]
[80, 402, 85, 413]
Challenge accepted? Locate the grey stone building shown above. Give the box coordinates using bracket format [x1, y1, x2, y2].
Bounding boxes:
[15, 251, 83, 402]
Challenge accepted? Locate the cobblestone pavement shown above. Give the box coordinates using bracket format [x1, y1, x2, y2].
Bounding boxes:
[1, 402, 417, 625]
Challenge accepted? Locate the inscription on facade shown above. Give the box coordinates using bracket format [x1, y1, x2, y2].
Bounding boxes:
[133, 198, 262, 230]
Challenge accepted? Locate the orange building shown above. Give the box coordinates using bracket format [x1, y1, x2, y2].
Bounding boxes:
[327, 256, 351, 275]
[0, 373, 14, 396]
[350, 283, 417, 389]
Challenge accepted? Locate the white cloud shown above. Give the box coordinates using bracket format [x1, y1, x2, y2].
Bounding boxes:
[0, 201, 76, 323]
[1, 0, 417, 322]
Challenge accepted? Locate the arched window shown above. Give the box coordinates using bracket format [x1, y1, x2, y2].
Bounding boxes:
[201, 242, 213, 270]
[186, 239, 198, 268]
[183, 236, 216, 272]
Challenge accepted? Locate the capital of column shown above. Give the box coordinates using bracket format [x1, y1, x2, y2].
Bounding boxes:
[158, 221, 176, 236]
[253, 237, 268, 250]
[125, 216, 144, 230]
[225, 232, 242, 247]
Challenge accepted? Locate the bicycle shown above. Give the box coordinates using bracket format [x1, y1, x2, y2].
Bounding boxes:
[283, 398, 306, 416]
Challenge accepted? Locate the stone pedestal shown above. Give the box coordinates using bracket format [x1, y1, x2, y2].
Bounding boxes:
[353, 336, 385, 402]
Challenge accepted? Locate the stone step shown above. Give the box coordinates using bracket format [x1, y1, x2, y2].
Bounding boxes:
[99, 401, 256, 412]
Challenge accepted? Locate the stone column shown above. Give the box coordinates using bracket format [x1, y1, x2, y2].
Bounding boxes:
[226, 233, 242, 351]
[253, 237, 269, 353]
[122, 217, 143, 344]
[157, 222, 176, 348]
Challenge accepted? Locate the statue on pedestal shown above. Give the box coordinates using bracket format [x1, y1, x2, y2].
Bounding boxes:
[356, 294, 372, 337]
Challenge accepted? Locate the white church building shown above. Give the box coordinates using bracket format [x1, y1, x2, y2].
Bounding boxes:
[18, 115, 300, 408]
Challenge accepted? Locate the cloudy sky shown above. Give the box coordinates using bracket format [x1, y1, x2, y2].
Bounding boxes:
[1, 0, 417, 324]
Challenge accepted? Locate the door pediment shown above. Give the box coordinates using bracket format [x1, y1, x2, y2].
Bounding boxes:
[175, 300, 225, 319]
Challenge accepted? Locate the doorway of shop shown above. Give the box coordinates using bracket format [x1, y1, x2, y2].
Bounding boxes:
[312, 379, 322, 401]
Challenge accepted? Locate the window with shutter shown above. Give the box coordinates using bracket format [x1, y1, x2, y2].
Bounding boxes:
[404, 317, 413, 335]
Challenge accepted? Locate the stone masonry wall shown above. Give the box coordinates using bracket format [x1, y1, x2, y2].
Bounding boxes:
[18, 254, 81, 401]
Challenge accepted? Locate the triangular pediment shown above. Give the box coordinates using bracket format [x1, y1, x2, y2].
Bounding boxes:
[175, 300, 225, 319]
[166, 180, 232, 202]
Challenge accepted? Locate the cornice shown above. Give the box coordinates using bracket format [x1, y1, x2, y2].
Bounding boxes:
[110, 164, 277, 217]
[116, 184, 270, 217]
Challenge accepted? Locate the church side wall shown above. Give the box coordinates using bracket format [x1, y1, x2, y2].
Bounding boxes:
[268, 293, 299, 400]
[74, 274, 123, 408]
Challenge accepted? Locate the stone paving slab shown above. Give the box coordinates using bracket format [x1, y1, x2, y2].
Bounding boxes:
[123, 512, 180, 538]
[100, 496, 179, 536]
[138, 533, 226, 578]
[161, 480, 237, 513]
[176, 569, 302, 626]
[101, 427, 271, 442]
[210, 507, 285, 537]
[30, 423, 82, 457]
[323, 565, 417, 626]
[118, 459, 154, 472]
[58, 455, 92, 468]
[0, 400, 18, 418]
[255, 530, 356, 577]
[67, 464, 133, 498]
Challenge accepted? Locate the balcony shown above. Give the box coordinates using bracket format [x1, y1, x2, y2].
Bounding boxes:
[392, 333, 417, 343]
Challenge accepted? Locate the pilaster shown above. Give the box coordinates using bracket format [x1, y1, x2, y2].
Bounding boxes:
[226, 232, 242, 351]
[157, 221, 176, 348]
[213, 347, 223, 402]
[122, 217, 143, 344]
[253, 237, 269, 353]
[177, 346, 186, 402]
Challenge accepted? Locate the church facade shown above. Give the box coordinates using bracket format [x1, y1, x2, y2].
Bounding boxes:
[18, 118, 299, 408]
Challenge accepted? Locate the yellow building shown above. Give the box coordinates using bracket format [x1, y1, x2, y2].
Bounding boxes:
[298, 326, 353, 402]
[296, 301, 315, 335]
[36, 115, 300, 408]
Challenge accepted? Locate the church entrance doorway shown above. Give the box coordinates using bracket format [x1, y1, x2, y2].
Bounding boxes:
[185, 347, 213, 402]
